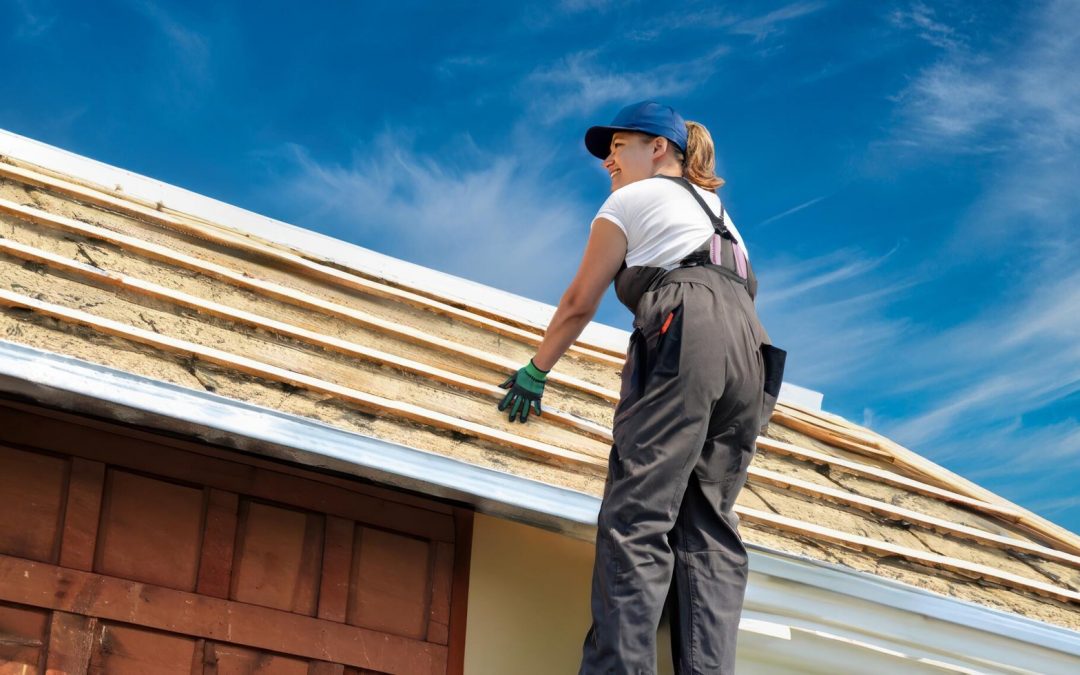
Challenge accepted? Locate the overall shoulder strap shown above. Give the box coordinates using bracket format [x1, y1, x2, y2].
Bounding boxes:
[653, 175, 735, 241]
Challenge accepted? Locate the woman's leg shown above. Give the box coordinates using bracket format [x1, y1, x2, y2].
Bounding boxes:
[579, 288, 715, 675]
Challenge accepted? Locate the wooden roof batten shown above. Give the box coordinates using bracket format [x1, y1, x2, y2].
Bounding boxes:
[0, 160, 628, 363]
[2, 148, 1079, 622]
[0, 236, 613, 444]
[774, 404, 1080, 559]
[0, 196, 620, 404]
[5, 227, 1073, 571]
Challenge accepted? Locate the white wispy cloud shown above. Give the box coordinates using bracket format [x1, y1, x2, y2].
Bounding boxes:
[755, 194, 829, 228]
[888, 1, 962, 50]
[624, 2, 826, 43]
[729, 1, 827, 42]
[258, 132, 592, 302]
[128, 0, 213, 105]
[848, 1, 1080, 514]
[11, 0, 55, 39]
[523, 46, 728, 122]
[756, 245, 918, 388]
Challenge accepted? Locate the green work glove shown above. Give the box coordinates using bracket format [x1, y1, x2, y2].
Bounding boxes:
[498, 359, 549, 423]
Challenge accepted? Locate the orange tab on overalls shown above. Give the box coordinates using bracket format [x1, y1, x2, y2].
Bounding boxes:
[660, 311, 675, 335]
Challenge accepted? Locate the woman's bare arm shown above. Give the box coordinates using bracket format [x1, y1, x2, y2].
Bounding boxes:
[532, 218, 627, 371]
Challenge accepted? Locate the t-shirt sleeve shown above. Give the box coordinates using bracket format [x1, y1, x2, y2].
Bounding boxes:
[592, 189, 629, 239]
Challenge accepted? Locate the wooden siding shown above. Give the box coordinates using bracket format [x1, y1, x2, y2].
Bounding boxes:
[0, 401, 471, 674]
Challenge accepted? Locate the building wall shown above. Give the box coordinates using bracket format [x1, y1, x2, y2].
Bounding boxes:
[464, 513, 677, 675]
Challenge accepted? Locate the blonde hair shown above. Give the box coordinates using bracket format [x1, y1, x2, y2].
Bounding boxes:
[675, 120, 725, 190]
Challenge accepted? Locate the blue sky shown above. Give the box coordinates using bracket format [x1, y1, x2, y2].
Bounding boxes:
[3, 0, 1078, 534]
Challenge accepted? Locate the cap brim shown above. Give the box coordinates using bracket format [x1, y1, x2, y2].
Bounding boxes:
[584, 125, 637, 160]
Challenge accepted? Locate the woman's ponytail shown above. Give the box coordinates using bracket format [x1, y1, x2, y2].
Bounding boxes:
[680, 121, 725, 190]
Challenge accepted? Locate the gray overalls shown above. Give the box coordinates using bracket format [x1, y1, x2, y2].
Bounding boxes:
[579, 176, 786, 675]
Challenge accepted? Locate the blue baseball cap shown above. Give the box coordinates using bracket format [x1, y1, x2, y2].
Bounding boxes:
[584, 101, 688, 160]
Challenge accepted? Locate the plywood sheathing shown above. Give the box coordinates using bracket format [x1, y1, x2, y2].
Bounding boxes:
[2, 156, 1078, 626]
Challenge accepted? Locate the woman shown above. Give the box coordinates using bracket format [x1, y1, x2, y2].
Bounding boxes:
[498, 101, 784, 675]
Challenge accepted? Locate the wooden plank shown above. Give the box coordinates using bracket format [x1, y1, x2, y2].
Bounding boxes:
[0, 554, 447, 674]
[94, 469, 205, 591]
[58, 458, 104, 572]
[44, 611, 97, 675]
[446, 509, 473, 675]
[0, 602, 48, 673]
[0, 405, 457, 544]
[0, 160, 626, 362]
[196, 489, 239, 599]
[230, 502, 323, 615]
[308, 662, 345, 675]
[735, 507, 1080, 604]
[0, 446, 67, 563]
[0, 197, 619, 403]
[773, 402, 1080, 558]
[190, 639, 206, 675]
[0, 287, 607, 473]
[346, 528, 431, 639]
[87, 622, 195, 675]
[317, 517, 354, 623]
[425, 541, 454, 645]
[748, 466, 1080, 569]
[0, 237, 612, 442]
[755, 437, 1021, 521]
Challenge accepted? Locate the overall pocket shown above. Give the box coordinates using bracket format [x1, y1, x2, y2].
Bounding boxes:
[651, 302, 685, 379]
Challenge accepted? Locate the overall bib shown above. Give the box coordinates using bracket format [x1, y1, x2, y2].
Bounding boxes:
[579, 176, 786, 675]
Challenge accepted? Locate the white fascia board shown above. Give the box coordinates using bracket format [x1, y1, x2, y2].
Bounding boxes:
[0, 128, 823, 411]
[0, 340, 1074, 669]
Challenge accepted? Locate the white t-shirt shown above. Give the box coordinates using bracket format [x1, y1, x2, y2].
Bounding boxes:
[592, 177, 749, 270]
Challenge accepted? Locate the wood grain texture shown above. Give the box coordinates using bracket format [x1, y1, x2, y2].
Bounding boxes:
[196, 489, 239, 599]
[58, 458, 104, 572]
[0, 198, 618, 403]
[0, 236, 613, 442]
[0, 161, 625, 363]
[317, 517, 354, 623]
[44, 611, 97, 675]
[0, 554, 447, 674]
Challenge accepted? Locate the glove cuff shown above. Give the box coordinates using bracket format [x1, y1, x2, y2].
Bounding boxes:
[525, 359, 549, 381]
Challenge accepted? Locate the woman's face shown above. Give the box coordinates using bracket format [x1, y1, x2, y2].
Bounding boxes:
[603, 131, 659, 192]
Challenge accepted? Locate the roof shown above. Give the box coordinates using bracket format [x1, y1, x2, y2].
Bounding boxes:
[0, 133, 1077, 635]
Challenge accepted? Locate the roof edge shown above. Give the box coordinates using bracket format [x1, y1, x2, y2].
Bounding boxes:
[0, 339, 1074, 665]
[0, 128, 628, 350]
[0, 128, 823, 411]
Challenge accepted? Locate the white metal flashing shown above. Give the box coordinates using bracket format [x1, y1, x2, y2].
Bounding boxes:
[0, 340, 1075, 671]
[0, 127, 823, 411]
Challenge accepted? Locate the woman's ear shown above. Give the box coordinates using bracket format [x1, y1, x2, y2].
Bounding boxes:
[651, 136, 668, 160]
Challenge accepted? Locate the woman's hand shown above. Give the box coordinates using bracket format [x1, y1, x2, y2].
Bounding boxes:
[498, 359, 549, 423]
